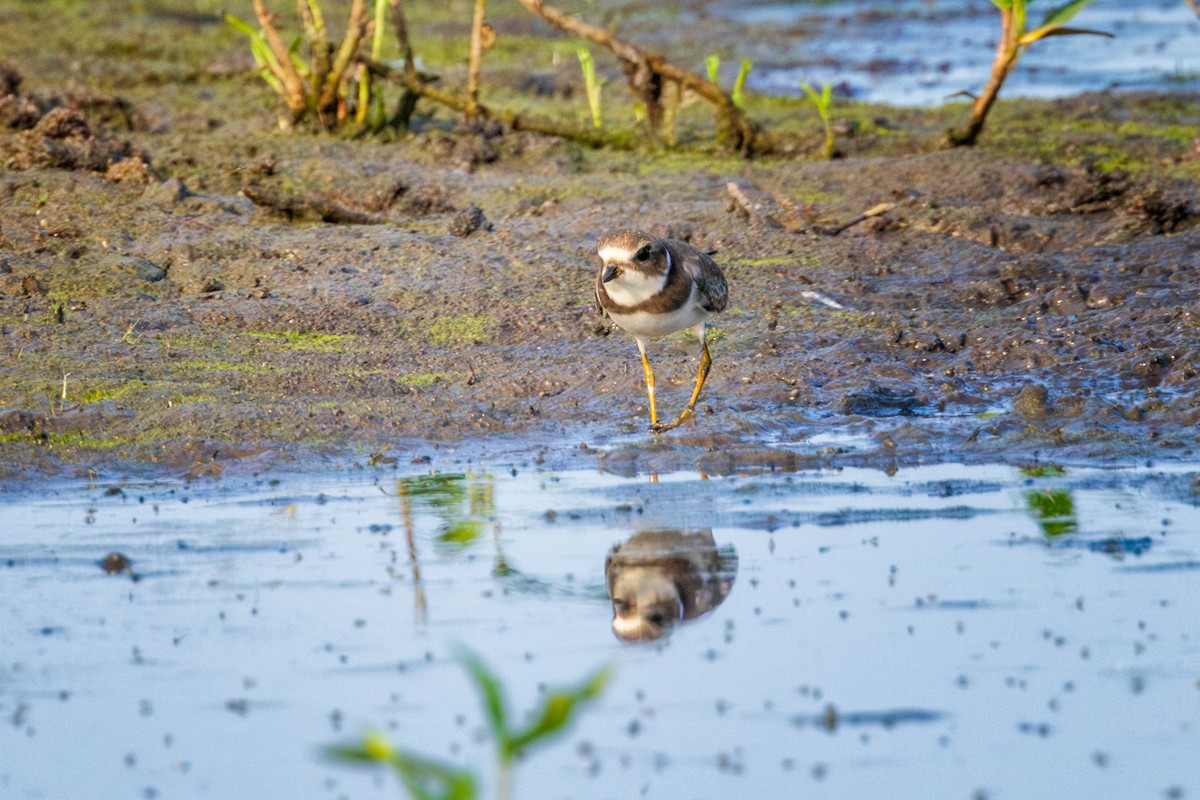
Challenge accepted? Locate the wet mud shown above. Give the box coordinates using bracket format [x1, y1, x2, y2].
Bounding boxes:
[1, 2, 1199, 481]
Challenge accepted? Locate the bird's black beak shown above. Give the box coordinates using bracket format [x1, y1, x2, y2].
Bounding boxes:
[602, 264, 620, 283]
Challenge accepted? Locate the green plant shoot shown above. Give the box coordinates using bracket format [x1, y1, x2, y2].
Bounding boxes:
[801, 80, 835, 159]
[731, 58, 751, 108]
[224, 13, 287, 97]
[328, 647, 610, 800]
[705, 54, 720, 86]
[456, 646, 610, 765]
[577, 48, 605, 128]
[327, 732, 477, 800]
[949, 0, 1111, 145]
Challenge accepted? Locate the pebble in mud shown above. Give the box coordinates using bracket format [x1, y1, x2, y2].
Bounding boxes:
[1012, 383, 1052, 419]
[447, 204, 488, 237]
[100, 552, 131, 574]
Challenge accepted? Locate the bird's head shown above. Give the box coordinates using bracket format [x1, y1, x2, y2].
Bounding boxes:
[598, 231, 669, 284]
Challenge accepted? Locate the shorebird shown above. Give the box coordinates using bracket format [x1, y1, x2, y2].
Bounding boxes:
[594, 230, 728, 433]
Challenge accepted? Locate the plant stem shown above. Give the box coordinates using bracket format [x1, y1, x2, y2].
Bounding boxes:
[497, 762, 512, 800]
[948, 8, 1019, 146]
[252, 0, 308, 119]
[319, 0, 368, 115]
[466, 0, 488, 118]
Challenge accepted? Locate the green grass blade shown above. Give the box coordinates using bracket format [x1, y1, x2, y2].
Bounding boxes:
[371, 0, 388, 61]
[705, 54, 720, 86]
[325, 734, 477, 800]
[1041, 0, 1096, 28]
[732, 58, 751, 108]
[505, 666, 611, 757]
[456, 647, 508, 745]
[225, 13, 280, 70]
[1020, 25, 1112, 44]
[800, 81, 820, 108]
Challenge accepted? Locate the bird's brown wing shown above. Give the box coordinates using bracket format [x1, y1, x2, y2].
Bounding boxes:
[692, 249, 728, 313]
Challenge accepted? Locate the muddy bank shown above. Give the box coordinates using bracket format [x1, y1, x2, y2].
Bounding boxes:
[1, 3, 1199, 481]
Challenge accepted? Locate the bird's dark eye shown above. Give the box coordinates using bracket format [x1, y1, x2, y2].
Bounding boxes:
[634, 244, 653, 262]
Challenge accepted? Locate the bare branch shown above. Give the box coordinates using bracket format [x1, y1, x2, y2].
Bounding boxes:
[514, 0, 759, 153]
[375, 62, 629, 149]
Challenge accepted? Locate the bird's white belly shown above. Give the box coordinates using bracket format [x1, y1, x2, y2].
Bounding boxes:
[608, 302, 708, 339]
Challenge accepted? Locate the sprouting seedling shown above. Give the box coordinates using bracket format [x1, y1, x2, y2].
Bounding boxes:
[121, 321, 139, 344]
[328, 732, 477, 800]
[948, 0, 1111, 146]
[705, 54, 720, 86]
[327, 647, 610, 800]
[577, 47, 605, 128]
[459, 647, 609, 800]
[800, 80, 836, 159]
[706, 56, 750, 108]
[731, 58, 751, 109]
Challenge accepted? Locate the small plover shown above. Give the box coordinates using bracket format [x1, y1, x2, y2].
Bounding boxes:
[594, 230, 728, 433]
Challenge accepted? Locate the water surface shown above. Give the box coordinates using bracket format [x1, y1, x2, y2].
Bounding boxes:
[716, 0, 1200, 104]
[2, 460, 1199, 799]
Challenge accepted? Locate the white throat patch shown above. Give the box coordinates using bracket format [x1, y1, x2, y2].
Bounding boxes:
[605, 267, 668, 307]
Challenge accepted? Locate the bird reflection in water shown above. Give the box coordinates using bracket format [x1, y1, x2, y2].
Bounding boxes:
[605, 528, 738, 642]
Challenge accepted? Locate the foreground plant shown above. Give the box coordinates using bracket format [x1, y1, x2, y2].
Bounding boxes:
[948, 0, 1111, 146]
[328, 648, 610, 800]
[801, 80, 836, 159]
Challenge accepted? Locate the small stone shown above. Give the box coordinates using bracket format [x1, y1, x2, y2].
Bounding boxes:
[142, 177, 188, 207]
[448, 205, 487, 237]
[101, 552, 131, 574]
[1013, 383, 1052, 419]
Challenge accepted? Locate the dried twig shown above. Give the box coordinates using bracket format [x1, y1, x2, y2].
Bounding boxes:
[514, 0, 760, 153]
[813, 202, 894, 236]
[1186, 0, 1200, 19]
[242, 184, 385, 224]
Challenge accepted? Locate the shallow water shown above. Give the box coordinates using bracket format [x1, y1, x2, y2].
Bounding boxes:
[716, 0, 1200, 104]
[2, 459, 1199, 799]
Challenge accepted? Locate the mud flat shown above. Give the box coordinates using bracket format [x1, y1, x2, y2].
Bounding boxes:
[1, 1, 1199, 481]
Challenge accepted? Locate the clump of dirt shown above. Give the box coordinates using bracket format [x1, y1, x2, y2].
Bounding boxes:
[0, 62, 149, 176]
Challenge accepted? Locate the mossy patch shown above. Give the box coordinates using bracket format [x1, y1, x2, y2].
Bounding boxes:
[80, 379, 150, 404]
[397, 370, 467, 388]
[428, 314, 491, 345]
[248, 331, 355, 352]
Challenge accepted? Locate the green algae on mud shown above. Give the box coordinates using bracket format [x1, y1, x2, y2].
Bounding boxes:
[1, 2, 1200, 478]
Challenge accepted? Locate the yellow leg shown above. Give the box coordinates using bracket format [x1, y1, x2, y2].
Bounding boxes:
[635, 339, 658, 427]
[652, 325, 712, 434]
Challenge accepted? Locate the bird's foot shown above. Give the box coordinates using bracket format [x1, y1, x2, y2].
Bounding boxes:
[648, 408, 694, 434]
